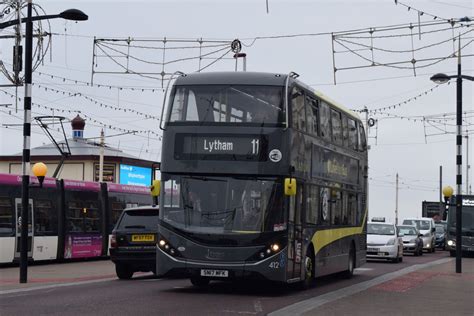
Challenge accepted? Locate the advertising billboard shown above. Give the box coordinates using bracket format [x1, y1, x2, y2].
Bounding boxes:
[119, 164, 152, 186]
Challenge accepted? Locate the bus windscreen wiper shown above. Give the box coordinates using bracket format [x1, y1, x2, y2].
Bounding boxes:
[185, 176, 227, 182]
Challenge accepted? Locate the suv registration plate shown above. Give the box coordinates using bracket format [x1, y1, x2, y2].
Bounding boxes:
[200, 269, 228, 277]
[132, 234, 155, 242]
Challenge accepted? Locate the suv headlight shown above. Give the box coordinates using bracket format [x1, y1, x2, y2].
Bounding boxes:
[386, 238, 396, 245]
[447, 240, 455, 247]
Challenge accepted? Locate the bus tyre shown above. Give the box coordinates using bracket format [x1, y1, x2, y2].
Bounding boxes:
[342, 246, 355, 279]
[190, 276, 210, 287]
[298, 249, 314, 290]
[116, 263, 133, 280]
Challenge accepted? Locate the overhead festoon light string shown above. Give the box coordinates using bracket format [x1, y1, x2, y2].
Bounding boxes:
[0, 89, 163, 140]
[393, 0, 471, 26]
[352, 84, 443, 114]
[32, 83, 160, 121]
[35, 71, 161, 92]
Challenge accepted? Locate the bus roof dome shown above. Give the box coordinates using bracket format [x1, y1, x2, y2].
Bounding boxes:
[174, 71, 288, 86]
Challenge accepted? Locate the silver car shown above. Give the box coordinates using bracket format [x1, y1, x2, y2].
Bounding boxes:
[367, 222, 404, 263]
[402, 218, 436, 253]
[397, 225, 423, 256]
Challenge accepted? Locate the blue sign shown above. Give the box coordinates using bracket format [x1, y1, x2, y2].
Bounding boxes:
[119, 164, 152, 187]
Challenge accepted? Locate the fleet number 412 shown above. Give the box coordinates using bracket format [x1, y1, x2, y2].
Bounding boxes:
[269, 261, 280, 269]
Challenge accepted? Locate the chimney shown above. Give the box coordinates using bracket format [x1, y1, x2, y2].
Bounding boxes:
[71, 114, 85, 139]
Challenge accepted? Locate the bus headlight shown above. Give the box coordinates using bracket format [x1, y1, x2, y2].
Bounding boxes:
[447, 240, 455, 247]
[157, 237, 182, 257]
[247, 242, 285, 262]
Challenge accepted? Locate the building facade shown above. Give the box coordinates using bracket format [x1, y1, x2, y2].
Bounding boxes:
[0, 115, 160, 186]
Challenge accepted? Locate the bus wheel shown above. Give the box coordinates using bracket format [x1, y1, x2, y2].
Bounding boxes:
[115, 263, 133, 280]
[342, 246, 355, 278]
[298, 249, 314, 290]
[190, 276, 210, 287]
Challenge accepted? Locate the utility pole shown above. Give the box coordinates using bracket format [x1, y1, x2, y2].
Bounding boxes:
[363, 107, 369, 141]
[439, 166, 443, 218]
[465, 135, 469, 194]
[233, 53, 247, 71]
[13, 0, 22, 111]
[395, 173, 399, 225]
[19, 0, 33, 284]
[99, 129, 104, 182]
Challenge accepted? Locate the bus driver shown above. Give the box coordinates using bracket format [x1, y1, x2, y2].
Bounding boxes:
[234, 190, 262, 231]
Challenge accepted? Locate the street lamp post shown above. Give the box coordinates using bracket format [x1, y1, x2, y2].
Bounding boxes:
[0, 1, 88, 283]
[431, 36, 474, 274]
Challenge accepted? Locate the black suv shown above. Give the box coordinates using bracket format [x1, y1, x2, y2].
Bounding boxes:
[110, 206, 159, 279]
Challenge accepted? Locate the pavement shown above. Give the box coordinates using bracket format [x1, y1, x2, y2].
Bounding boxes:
[1, 256, 473, 316]
[272, 256, 474, 316]
[0, 259, 120, 293]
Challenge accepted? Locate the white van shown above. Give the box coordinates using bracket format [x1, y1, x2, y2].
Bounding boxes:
[401, 218, 436, 252]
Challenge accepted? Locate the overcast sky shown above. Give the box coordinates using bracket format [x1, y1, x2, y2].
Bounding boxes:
[0, 0, 473, 223]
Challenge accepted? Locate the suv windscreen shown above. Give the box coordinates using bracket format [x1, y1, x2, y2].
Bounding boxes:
[117, 209, 159, 230]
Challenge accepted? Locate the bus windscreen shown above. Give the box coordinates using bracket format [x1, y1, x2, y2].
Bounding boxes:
[160, 175, 285, 234]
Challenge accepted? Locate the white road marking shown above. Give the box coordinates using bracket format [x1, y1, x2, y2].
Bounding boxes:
[222, 310, 257, 315]
[0, 277, 117, 296]
[354, 268, 373, 271]
[254, 300, 263, 312]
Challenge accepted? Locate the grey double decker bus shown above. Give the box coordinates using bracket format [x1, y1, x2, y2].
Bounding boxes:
[156, 71, 368, 288]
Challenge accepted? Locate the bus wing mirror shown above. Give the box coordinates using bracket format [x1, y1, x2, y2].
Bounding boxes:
[284, 178, 296, 196]
[150, 180, 161, 197]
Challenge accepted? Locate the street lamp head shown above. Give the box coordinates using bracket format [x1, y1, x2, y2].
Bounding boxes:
[442, 185, 454, 204]
[430, 73, 451, 84]
[32, 162, 48, 187]
[59, 9, 88, 21]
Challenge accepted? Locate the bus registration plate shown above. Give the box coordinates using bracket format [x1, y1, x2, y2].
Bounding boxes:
[200, 269, 228, 277]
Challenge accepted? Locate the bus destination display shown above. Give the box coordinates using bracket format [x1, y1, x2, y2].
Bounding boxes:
[174, 134, 267, 161]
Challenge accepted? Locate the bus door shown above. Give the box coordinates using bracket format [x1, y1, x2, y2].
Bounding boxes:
[287, 183, 304, 281]
[14, 198, 34, 259]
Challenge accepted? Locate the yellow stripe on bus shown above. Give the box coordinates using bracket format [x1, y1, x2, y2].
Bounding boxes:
[311, 208, 368, 255]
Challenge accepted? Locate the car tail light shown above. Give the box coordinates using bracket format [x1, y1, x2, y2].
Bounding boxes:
[110, 233, 117, 249]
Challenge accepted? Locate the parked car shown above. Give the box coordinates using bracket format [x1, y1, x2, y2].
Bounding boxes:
[397, 225, 423, 256]
[367, 221, 404, 263]
[402, 217, 436, 253]
[109, 206, 159, 279]
[435, 223, 446, 249]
